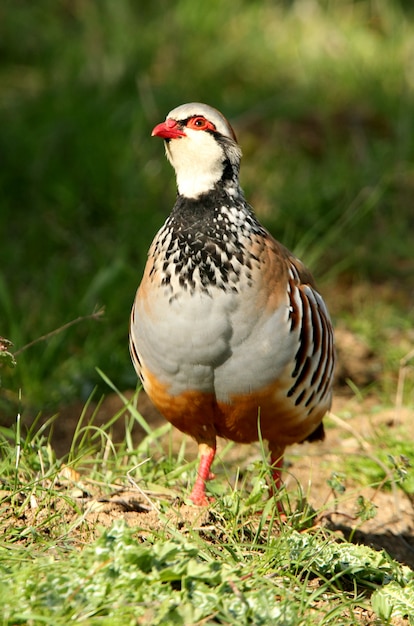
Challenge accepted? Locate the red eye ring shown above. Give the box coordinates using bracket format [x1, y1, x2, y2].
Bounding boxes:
[187, 116, 216, 132]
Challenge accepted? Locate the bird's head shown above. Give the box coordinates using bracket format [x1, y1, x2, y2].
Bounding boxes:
[152, 102, 242, 199]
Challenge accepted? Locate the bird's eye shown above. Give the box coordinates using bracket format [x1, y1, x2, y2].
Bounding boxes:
[187, 116, 216, 131]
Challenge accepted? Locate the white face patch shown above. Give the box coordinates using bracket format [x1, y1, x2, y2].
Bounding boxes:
[166, 128, 225, 198]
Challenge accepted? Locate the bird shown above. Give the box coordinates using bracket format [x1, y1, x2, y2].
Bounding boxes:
[129, 102, 335, 506]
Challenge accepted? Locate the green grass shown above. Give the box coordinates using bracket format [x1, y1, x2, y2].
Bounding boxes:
[2, 520, 409, 625]
[328, 421, 414, 496]
[1, 401, 414, 625]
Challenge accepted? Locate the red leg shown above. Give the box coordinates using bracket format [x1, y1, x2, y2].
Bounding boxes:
[190, 442, 216, 506]
[270, 449, 286, 515]
[270, 454, 284, 492]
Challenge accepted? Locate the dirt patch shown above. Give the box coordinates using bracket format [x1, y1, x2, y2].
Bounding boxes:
[286, 396, 414, 569]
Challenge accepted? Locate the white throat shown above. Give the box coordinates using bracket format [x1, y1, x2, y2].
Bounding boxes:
[165, 129, 225, 198]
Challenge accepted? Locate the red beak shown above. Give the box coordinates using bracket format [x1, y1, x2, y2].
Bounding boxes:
[151, 118, 186, 140]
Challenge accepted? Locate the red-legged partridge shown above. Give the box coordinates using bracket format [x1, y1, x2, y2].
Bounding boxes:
[130, 103, 335, 506]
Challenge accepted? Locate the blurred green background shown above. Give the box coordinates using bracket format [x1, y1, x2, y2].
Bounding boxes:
[1, 0, 413, 415]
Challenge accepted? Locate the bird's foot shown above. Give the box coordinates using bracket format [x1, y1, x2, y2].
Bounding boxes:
[189, 473, 216, 505]
[268, 485, 286, 515]
[189, 486, 214, 507]
[268, 452, 286, 516]
[272, 497, 287, 519]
